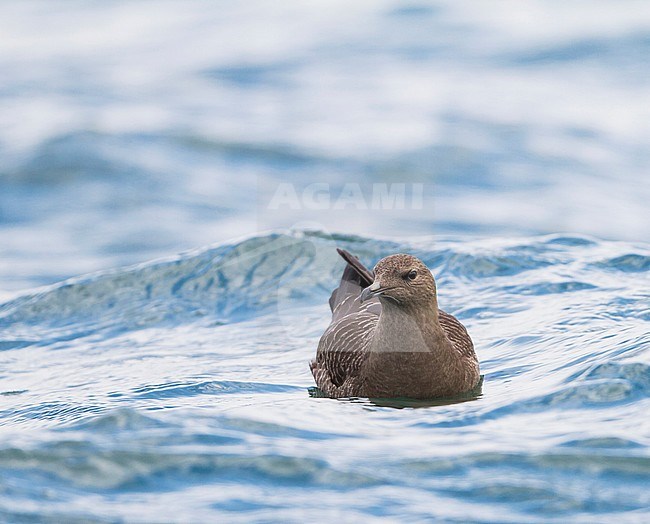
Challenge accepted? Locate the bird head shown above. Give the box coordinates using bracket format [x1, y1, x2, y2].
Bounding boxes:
[360, 254, 437, 309]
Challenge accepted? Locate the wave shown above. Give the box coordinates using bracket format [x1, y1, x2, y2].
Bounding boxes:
[1, 232, 648, 347]
[0, 232, 342, 345]
[0, 444, 378, 492]
[0, 408, 377, 492]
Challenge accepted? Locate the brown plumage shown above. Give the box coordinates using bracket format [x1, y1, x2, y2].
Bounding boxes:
[310, 249, 480, 399]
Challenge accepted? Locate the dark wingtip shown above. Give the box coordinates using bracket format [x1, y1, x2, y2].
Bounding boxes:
[336, 247, 354, 263]
[335, 248, 374, 287]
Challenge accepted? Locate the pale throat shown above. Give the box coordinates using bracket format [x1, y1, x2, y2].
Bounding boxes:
[370, 297, 448, 354]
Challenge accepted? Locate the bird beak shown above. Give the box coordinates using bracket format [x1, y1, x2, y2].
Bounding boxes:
[360, 281, 382, 303]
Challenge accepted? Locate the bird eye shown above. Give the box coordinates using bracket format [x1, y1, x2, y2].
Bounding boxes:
[407, 269, 417, 281]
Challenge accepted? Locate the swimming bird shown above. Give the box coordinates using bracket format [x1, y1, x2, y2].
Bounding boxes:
[310, 249, 480, 399]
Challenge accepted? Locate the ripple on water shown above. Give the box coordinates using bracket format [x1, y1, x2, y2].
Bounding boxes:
[595, 253, 650, 273]
[393, 450, 650, 515]
[560, 436, 643, 449]
[502, 280, 597, 296]
[131, 380, 301, 400]
[2, 402, 107, 427]
[580, 361, 650, 390]
[442, 251, 553, 279]
[543, 235, 598, 247]
[513, 362, 650, 411]
[0, 442, 379, 491]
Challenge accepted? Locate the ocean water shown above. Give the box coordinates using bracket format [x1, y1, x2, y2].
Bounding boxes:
[1, 232, 649, 522]
[1, 1, 649, 523]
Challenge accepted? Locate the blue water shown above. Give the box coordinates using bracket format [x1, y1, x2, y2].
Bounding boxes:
[1, 1, 649, 522]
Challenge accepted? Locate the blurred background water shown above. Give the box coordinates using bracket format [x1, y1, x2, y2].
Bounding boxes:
[0, 1, 649, 522]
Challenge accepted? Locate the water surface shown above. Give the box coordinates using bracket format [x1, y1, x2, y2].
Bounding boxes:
[1, 232, 649, 522]
[1, 1, 649, 522]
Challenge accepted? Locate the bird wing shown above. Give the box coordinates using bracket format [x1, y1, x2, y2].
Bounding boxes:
[314, 304, 377, 389]
[439, 309, 475, 359]
[328, 248, 377, 320]
[312, 249, 380, 396]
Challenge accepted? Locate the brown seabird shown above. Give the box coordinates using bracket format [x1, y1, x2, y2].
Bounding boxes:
[310, 249, 480, 399]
